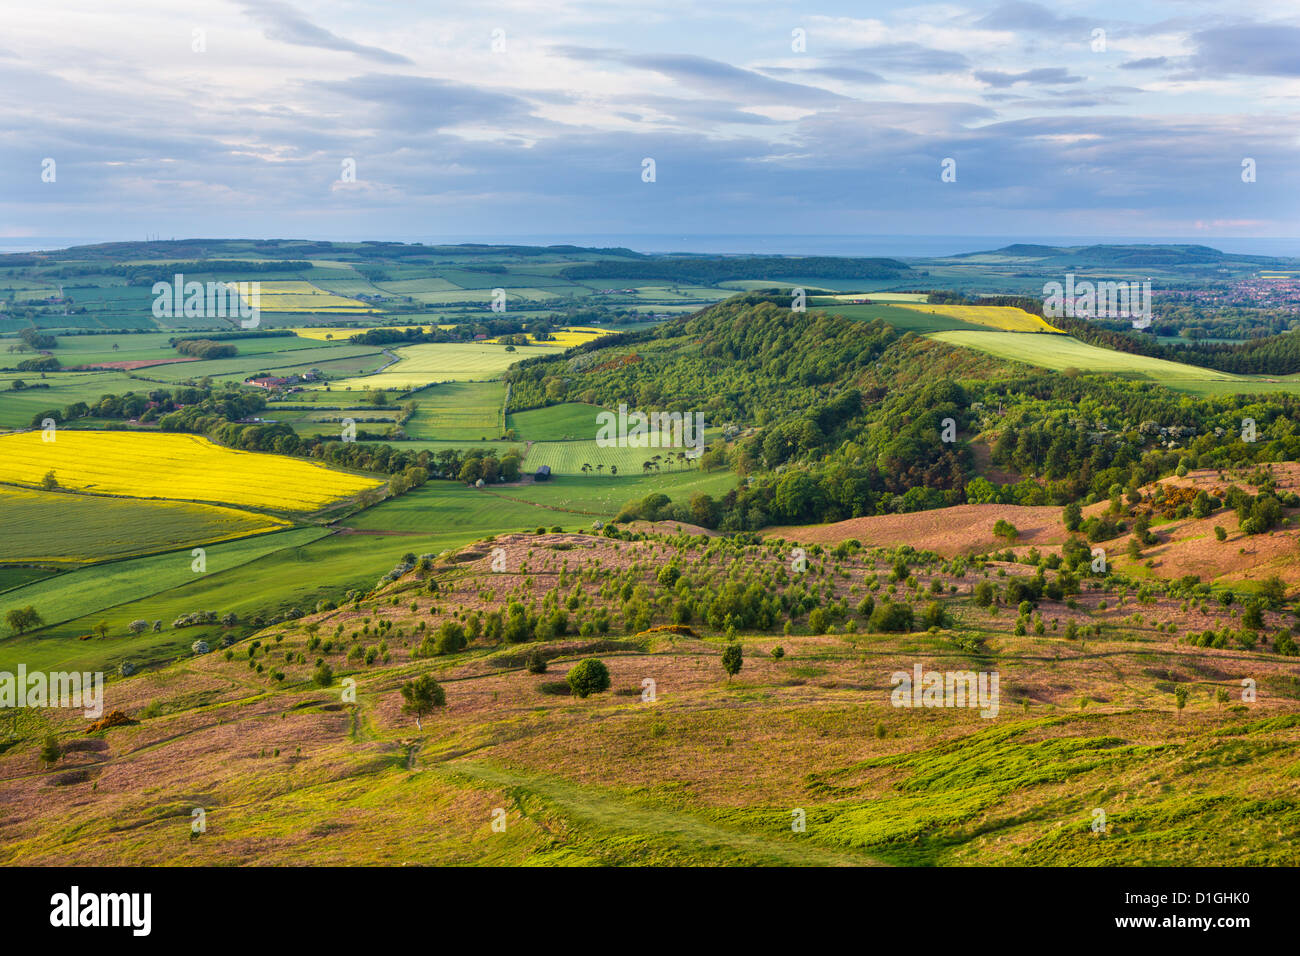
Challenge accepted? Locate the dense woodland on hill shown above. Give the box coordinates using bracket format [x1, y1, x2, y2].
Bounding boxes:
[510, 294, 1300, 528]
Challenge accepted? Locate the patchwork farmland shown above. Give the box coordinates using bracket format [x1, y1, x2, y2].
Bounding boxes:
[3, 238, 1300, 878]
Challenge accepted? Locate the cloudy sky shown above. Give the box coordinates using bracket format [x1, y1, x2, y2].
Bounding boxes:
[4, 0, 1298, 250]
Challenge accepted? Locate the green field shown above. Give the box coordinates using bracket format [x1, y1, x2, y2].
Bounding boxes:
[482, 469, 737, 515]
[924, 330, 1300, 397]
[347, 482, 562, 533]
[0, 371, 136, 427]
[136, 344, 387, 384]
[0, 526, 327, 634]
[0, 486, 287, 563]
[322, 342, 565, 390]
[404, 381, 505, 440]
[0, 525, 504, 674]
[35, 331, 333, 369]
[506, 403, 605, 441]
[523, 439, 702, 476]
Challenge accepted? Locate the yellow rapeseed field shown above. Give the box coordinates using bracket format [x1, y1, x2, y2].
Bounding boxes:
[895, 303, 1063, 333]
[0, 431, 384, 511]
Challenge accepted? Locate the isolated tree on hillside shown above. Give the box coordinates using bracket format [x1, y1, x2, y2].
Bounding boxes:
[5, 606, 42, 635]
[993, 519, 1019, 544]
[400, 674, 446, 729]
[1174, 685, 1189, 717]
[722, 642, 743, 681]
[39, 735, 61, 768]
[565, 658, 611, 698]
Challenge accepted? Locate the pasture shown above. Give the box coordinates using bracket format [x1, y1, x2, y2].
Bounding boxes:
[0, 486, 289, 563]
[404, 381, 505, 440]
[482, 469, 737, 515]
[322, 342, 564, 390]
[0, 526, 329, 640]
[347, 482, 557, 534]
[0, 431, 384, 511]
[239, 281, 375, 313]
[506, 403, 604, 441]
[928, 330, 1246, 391]
[0, 372, 135, 428]
[523, 439, 701, 476]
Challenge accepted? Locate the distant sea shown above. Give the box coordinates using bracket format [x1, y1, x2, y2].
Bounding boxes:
[3, 234, 1298, 258]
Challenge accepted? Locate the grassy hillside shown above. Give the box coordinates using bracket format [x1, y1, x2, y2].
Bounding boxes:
[5, 527, 1297, 866]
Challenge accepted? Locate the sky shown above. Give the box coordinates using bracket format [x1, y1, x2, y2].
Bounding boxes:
[3, 0, 1298, 251]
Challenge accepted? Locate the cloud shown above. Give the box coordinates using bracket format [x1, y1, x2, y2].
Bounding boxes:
[832, 43, 970, 74]
[554, 47, 846, 106]
[236, 0, 412, 65]
[306, 73, 537, 130]
[975, 1, 1089, 34]
[1119, 56, 1168, 70]
[759, 65, 886, 86]
[1189, 23, 1300, 77]
[975, 67, 1085, 88]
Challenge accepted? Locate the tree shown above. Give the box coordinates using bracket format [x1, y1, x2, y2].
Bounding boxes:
[721, 642, 743, 680]
[40, 469, 58, 491]
[435, 620, 467, 655]
[400, 674, 446, 728]
[922, 601, 948, 629]
[312, 661, 334, 687]
[92, 621, 110, 639]
[127, 619, 149, 635]
[1214, 526, 1228, 542]
[1174, 685, 1189, 716]
[1062, 501, 1082, 532]
[566, 658, 611, 698]
[39, 735, 61, 768]
[992, 519, 1019, 544]
[5, 606, 42, 635]
[1242, 602, 1264, 630]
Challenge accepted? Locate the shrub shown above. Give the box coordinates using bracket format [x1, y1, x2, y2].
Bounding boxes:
[868, 602, 914, 633]
[190, 640, 210, 655]
[435, 621, 467, 655]
[525, 648, 548, 674]
[921, 601, 948, 629]
[566, 658, 611, 698]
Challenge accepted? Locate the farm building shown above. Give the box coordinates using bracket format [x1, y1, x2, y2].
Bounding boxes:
[535, 465, 551, 481]
[247, 376, 294, 389]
